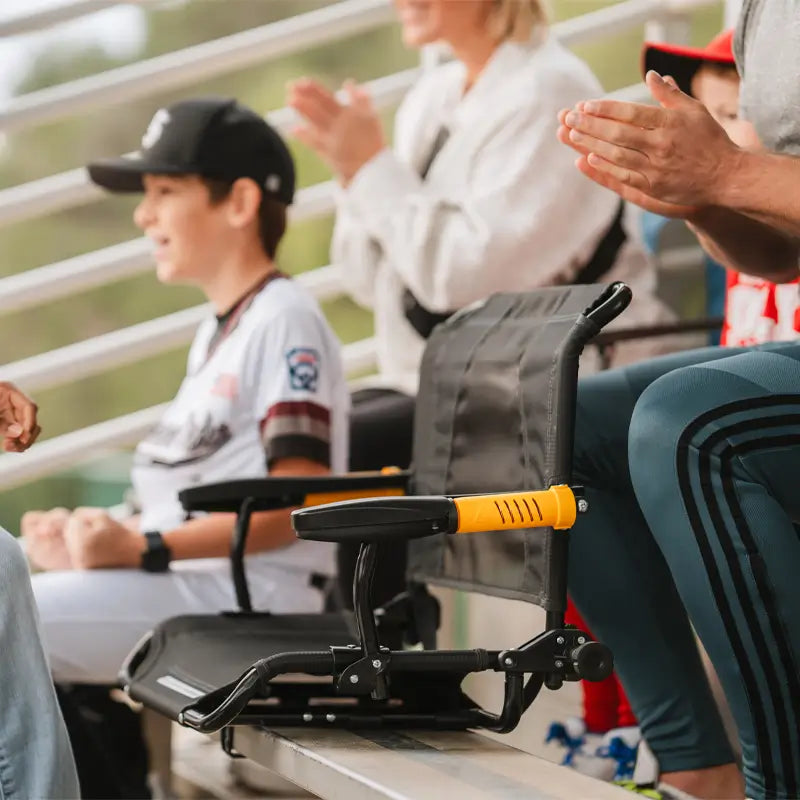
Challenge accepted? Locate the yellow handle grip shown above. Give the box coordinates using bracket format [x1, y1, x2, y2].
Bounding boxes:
[453, 485, 576, 533]
[302, 487, 406, 508]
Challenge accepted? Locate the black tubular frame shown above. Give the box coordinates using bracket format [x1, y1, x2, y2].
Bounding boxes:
[232, 497, 256, 612]
[542, 281, 631, 680]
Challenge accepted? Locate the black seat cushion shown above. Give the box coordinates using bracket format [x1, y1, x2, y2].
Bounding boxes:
[125, 613, 355, 719]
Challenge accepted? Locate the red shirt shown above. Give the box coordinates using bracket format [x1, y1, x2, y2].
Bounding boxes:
[721, 272, 800, 346]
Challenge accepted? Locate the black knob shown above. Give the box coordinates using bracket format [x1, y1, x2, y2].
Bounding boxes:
[572, 641, 613, 682]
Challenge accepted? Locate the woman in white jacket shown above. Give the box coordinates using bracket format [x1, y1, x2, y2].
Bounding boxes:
[289, 0, 669, 471]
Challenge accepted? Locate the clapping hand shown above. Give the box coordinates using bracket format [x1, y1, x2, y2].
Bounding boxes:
[287, 78, 386, 184]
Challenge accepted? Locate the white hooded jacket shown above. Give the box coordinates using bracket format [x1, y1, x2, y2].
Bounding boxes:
[333, 35, 672, 393]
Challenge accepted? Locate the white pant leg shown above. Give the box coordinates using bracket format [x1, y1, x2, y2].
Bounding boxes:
[31, 556, 324, 684]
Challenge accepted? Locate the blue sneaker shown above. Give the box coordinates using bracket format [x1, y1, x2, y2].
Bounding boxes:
[546, 717, 642, 782]
[596, 726, 641, 781]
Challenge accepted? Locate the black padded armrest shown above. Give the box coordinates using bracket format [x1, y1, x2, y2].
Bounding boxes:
[294, 496, 457, 543]
[178, 471, 412, 513]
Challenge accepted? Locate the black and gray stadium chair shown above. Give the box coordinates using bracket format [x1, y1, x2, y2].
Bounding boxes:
[120, 281, 632, 743]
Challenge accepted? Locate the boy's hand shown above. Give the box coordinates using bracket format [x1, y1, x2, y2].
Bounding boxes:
[0, 381, 40, 452]
[287, 78, 386, 184]
[64, 508, 145, 570]
[557, 71, 743, 211]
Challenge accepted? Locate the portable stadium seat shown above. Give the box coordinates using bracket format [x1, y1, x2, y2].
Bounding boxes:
[120, 282, 632, 742]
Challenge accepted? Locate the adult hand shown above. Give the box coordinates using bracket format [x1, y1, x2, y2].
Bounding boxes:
[557, 71, 744, 212]
[287, 78, 386, 184]
[0, 381, 40, 452]
[64, 507, 145, 570]
[558, 124, 698, 219]
[21, 508, 73, 571]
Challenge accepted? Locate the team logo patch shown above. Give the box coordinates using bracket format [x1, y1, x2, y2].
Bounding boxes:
[286, 348, 320, 392]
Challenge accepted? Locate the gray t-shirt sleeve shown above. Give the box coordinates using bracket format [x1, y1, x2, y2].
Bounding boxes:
[733, 0, 800, 154]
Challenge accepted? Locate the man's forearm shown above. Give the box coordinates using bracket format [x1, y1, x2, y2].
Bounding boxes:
[687, 206, 800, 283]
[714, 149, 800, 239]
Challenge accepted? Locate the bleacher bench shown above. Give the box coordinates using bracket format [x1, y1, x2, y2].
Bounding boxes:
[230, 725, 633, 800]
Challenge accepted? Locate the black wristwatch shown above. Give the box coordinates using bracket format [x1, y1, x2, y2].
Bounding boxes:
[141, 531, 172, 573]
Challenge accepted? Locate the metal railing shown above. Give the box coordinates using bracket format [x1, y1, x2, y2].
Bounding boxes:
[0, 0, 720, 489]
[0, 0, 396, 134]
[0, 0, 157, 39]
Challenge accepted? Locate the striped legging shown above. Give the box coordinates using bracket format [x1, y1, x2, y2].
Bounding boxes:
[567, 342, 800, 800]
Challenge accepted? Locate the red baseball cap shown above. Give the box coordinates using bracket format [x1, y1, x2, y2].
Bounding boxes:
[641, 29, 735, 97]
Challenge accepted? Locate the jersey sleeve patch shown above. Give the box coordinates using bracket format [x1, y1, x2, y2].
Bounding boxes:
[260, 400, 331, 467]
[286, 347, 320, 392]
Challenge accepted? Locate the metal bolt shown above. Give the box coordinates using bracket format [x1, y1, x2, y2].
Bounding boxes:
[372, 659, 382, 669]
[326, 714, 336, 723]
[503, 656, 514, 667]
[349, 674, 360, 684]
[556, 636, 565, 645]
[577, 498, 589, 513]
[303, 713, 313, 723]
[577, 636, 586, 645]
[554, 660, 564, 669]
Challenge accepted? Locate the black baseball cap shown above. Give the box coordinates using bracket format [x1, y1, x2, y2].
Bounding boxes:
[87, 97, 295, 205]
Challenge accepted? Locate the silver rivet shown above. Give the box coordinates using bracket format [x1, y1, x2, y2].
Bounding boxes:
[303, 713, 313, 723]
[556, 636, 565, 645]
[554, 660, 564, 669]
[326, 714, 336, 723]
[577, 498, 589, 513]
[503, 657, 514, 667]
[349, 674, 359, 684]
[372, 659, 382, 669]
[577, 636, 586, 645]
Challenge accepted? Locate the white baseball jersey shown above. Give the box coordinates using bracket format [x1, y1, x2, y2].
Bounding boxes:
[131, 274, 349, 576]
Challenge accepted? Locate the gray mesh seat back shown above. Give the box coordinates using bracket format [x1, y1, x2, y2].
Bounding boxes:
[408, 285, 609, 609]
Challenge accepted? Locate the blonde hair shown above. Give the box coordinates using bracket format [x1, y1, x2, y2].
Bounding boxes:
[489, 0, 548, 43]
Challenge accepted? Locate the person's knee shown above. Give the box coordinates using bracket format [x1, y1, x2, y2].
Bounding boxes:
[628, 368, 696, 481]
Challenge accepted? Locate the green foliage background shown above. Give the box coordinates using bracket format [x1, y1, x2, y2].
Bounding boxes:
[0, 0, 723, 528]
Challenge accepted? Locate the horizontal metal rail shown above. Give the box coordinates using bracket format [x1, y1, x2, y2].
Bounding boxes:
[0, 238, 341, 319]
[0, 0, 396, 135]
[0, 0, 154, 38]
[1, 263, 349, 392]
[0, 68, 418, 230]
[0, 336, 377, 490]
[556, 0, 666, 45]
[0, 403, 169, 490]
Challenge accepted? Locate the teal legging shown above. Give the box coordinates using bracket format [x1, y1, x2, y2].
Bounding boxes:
[568, 343, 800, 800]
